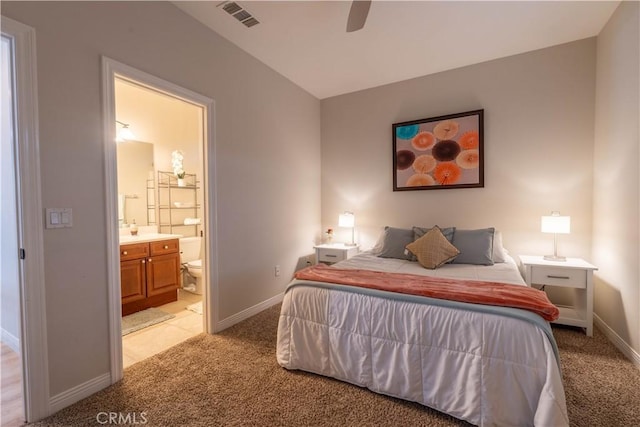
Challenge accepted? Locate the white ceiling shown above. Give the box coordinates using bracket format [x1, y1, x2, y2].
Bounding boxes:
[174, 1, 619, 99]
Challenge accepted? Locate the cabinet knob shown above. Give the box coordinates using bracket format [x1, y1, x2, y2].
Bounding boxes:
[163, 245, 169, 249]
[148, 258, 152, 263]
[122, 251, 128, 256]
[141, 259, 145, 264]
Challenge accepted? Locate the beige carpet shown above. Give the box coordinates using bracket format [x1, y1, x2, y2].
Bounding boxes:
[29, 305, 640, 427]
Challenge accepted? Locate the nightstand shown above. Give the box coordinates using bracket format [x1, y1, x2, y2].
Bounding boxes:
[520, 255, 598, 336]
[314, 243, 359, 265]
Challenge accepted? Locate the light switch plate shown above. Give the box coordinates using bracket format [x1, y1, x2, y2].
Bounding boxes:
[46, 208, 73, 228]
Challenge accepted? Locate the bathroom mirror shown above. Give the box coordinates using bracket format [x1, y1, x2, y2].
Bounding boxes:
[117, 140, 155, 226]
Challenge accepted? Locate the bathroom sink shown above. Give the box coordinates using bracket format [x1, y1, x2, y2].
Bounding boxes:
[119, 233, 183, 245]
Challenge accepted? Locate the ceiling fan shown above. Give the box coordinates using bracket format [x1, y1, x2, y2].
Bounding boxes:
[346, 0, 372, 32]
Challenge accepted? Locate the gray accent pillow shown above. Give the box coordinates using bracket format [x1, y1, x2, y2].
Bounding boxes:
[376, 226, 414, 260]
[408, 226, 456, 262]
[451, 228, 495, 265]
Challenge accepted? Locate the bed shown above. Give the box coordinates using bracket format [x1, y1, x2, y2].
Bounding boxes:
[276, 226, 568, 426]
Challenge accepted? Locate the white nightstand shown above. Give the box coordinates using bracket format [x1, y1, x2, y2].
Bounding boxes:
[519, 255, 598, 336]
[314, 243, 359, 265]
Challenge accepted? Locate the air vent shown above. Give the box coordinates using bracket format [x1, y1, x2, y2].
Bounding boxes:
[232, 10, 251, 22]
[242, 17, 259, 28]
[221, 1, 242, 15]
[217, 1, 260, 28]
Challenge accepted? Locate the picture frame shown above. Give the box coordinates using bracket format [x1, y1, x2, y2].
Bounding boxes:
[393, 109, 484, 191]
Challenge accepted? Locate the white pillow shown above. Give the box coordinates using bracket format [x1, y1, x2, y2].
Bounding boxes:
[493, 230, 508, 263]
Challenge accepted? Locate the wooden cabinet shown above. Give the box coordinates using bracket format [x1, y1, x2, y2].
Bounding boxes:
[120, 239, 180, 316]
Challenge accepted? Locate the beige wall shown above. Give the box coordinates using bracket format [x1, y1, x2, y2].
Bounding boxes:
[321, 39, 596, 261]
[593, 1, 640, 353]
[1, 1, 321, 398]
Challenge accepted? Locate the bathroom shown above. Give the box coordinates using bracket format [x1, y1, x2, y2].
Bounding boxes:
[115, 77, 206, 366]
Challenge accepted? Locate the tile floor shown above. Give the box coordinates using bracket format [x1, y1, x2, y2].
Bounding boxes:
[1, 342, 23, 427]
[122, 289, 203, 368]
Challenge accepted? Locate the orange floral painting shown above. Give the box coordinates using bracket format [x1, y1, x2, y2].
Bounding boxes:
[459, 131, 479, 149]
[392, 110, 484, 191]
[433, 163, 462, 185]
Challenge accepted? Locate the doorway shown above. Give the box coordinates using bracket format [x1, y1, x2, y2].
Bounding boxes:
[115, 77, 206, 367]
[102, 58, 217, 382]
[1, 16, 49, 423]
[1, 29, 25, 427]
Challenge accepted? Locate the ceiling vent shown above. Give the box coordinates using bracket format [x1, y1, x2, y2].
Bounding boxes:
[218, 1, 260, 28]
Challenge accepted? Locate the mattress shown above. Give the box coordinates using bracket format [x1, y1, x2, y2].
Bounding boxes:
[276, 253, 568, 426]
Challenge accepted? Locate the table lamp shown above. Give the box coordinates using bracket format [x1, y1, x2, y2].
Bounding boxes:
[338, 211, 356, 246]
[541, 211, 570, 261]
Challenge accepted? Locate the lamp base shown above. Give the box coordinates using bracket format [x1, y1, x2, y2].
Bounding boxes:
[543, 254, 566, 262]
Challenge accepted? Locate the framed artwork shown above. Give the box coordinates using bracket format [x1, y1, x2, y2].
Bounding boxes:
[393, 109, 484, 191]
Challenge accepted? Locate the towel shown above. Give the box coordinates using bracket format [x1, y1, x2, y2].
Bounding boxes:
[118, 194, 125, 222]
[184, 218, 201, 225]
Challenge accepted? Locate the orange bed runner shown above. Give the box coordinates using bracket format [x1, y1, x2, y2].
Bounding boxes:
[295, 264, 559, 321]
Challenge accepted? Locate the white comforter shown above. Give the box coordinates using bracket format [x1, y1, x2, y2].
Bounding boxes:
[276, 254, 568, 426]
[334, 251, 527, 285]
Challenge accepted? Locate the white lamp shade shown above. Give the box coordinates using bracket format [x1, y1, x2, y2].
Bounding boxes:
[338, 212, 355, 228]
[541, 213, 570, 234]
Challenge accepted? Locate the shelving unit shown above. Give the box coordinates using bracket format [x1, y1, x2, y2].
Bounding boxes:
[146, 177, 156, 226]
[156, 170, 201, 237]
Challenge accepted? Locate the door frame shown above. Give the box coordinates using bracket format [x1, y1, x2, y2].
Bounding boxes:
[101, 57, 218, 383]
[1, 16, 51, 422]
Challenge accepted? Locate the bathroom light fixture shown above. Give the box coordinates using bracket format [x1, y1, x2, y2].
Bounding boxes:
[541, 211, 570, 261]
[115, 120, 135, 142]
[338, 211, 356, 246]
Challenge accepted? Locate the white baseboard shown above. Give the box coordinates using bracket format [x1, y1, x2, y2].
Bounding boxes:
[49, 372, 111, 414]
[594, 314, 640, 368]
[1, 327, 20, 354]
[216, 292, 283, 332]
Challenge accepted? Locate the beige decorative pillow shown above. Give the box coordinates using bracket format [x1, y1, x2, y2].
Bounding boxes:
[405, 226, 460, 269]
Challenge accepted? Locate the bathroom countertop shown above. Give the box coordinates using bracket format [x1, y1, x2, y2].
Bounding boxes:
[119, 233, 184, 245]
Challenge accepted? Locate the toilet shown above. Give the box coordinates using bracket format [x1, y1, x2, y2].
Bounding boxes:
[179, 237, 203, 295]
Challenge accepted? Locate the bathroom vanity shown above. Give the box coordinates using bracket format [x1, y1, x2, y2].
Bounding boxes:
[120, 235, 181, 316]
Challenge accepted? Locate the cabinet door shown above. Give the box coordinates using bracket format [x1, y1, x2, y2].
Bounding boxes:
[146, 252, 180, 297]
[120, 259, 146, 304]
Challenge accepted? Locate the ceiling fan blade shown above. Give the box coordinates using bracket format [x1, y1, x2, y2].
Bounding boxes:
[346, 0, 371, 33]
